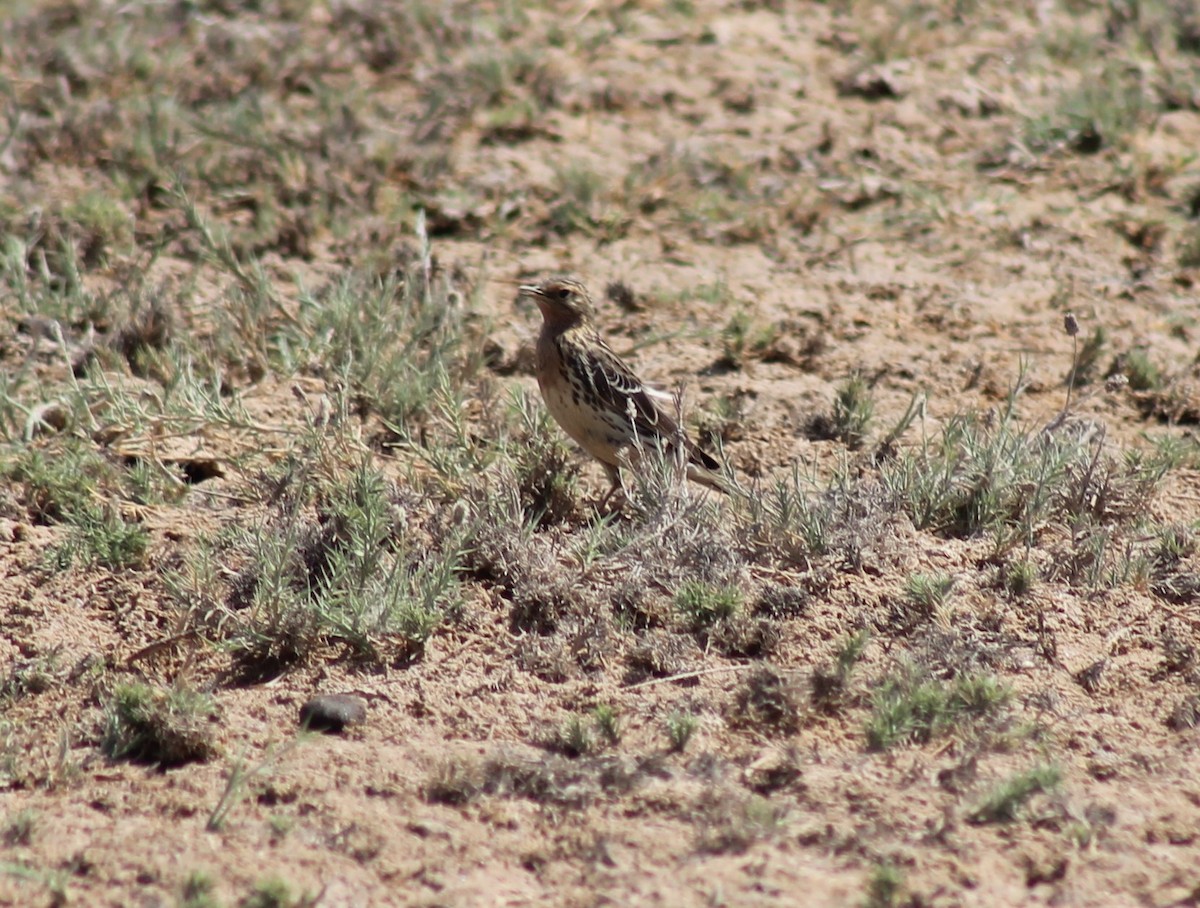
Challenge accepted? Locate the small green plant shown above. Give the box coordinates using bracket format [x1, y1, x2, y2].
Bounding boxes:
[666, 710, 700, 752]
[423, 757, 482, 805]
[831, 372, 875, 448]
[180, 870, 221, 908]
[61, 189, 135, 264]
[551, 715, 596, 758]
[54, 504, 149, 571]
[805, 372, 875, 448]
[902, 573, 955, 617]
[281, 246, 474, 437]
[207, 740, 300, 832]
[593, 705, 621, 746]
[1152, 524, 1197, 575]
[968, 764, 1062, 824]
[1178, 224, 1200, 268]
[2, 809, 36, 846]
[1026, 60, 1152, 152]
[693, 281, 734, 306]
[4, 443, 151, 570]
[1073, 326, 1108, 386]
[866, 667, 1010, 751]
[102, 683, 216, 767]
[3, 445, 98, 522]
[0, 860, 70, 903]
[675, 580, 742, 630]
[811, 630, 870, 713]
[548, 163, 624, 238]
[1123, 349, 1162, 391]
[219, 459, 464, 674]
[720, 309, 776, 367]
[1002, 559, 1038, 598]
[240, 876, 305, 908]
[1, 651, 62, 701]
[863, 861, 906, 908]
[742, 464, 834, 565]
[507, 389, 579, 526]
[879, 379, 1168, 552]
[731, 668, 800, 737]
[268, 815, 294, 842]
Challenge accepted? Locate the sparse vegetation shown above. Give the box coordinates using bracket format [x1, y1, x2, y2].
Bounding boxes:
[2, 810, 36, 847]
[3, 442, 152, 570]
[1073, 326, 1108, 387]
[593, 705, 621, 746]
[544, 706, 623, 757]
[170, 457, 465, 675]
[675, 580, 743, 630]
[902, 572, 955, 619]
[866, 666, 1011, 751]
[101, 683, 217, 768]
[552, 715, 597, 758]
[968, 764, 1063, 824]
[694, 790, 786, 855]
[180, 871, 221, 908]
[863, 862, 906, 908]
[878, 384, 1167, 554]
[1123, 349, 1163, 392]
[832, 372, 875, 448]
[721, 309, 777, 368]
[423, 757, 483, 806]
[805, 371, 875, 447]
[240, 877, 307, 908]
[811, 629, 870, 713]
[1001, 558, 1038, 598]
[1179, 225, 1200, 268]
[731, 667, 801, 737]
[666, 710, 701, 752]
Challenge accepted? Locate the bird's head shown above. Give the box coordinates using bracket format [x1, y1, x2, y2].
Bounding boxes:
[520, 277, 595, 331]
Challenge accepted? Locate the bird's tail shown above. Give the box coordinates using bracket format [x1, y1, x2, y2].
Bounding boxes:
[686, 459, 743, 497]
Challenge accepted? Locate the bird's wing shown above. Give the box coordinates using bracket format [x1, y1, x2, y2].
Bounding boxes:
[578, 337, 721, 472]
[576, 337, 677, 431]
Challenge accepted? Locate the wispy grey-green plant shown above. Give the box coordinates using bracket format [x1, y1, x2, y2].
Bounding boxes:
[866, 666, 1010, 751]
[102, 683, 217, 767]
[879, 378, 1162, 554]
[862, 861, 906, 908]
[282, 250, 474, 437]
[811, 629, 870, 713]
[968, 764, 1062, 824]
[675, 579, 742, 630]
[739, 462, 835, 566]
[903, 572, 955, 619]
[666, 710, 700, 752]
[831, 372, 874, 448]
[179, 870, 220, 908]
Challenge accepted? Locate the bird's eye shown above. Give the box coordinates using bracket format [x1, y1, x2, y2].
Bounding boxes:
[555, 288, 571, 301]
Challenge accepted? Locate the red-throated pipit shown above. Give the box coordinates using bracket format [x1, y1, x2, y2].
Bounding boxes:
[520, 277, 733, 500]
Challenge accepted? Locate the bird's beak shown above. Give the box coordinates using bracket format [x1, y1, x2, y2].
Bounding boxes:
[520, 284, 556, 320]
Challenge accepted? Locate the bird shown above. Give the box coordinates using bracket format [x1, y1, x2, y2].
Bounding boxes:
[520, 276, 734, 502]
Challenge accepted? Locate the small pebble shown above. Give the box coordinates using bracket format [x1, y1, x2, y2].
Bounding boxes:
[299, 694, 367, 733]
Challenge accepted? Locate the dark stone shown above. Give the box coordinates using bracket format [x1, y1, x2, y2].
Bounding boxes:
[299, 694, 367, 733]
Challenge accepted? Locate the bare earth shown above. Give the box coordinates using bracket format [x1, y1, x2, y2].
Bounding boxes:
[3, 1, 1200, 906]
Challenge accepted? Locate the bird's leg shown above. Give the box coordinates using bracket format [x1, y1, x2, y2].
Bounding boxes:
[598, 462, 624, 509]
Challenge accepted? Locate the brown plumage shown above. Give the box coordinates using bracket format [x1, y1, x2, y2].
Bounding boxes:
[520, 277, 733, 500]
